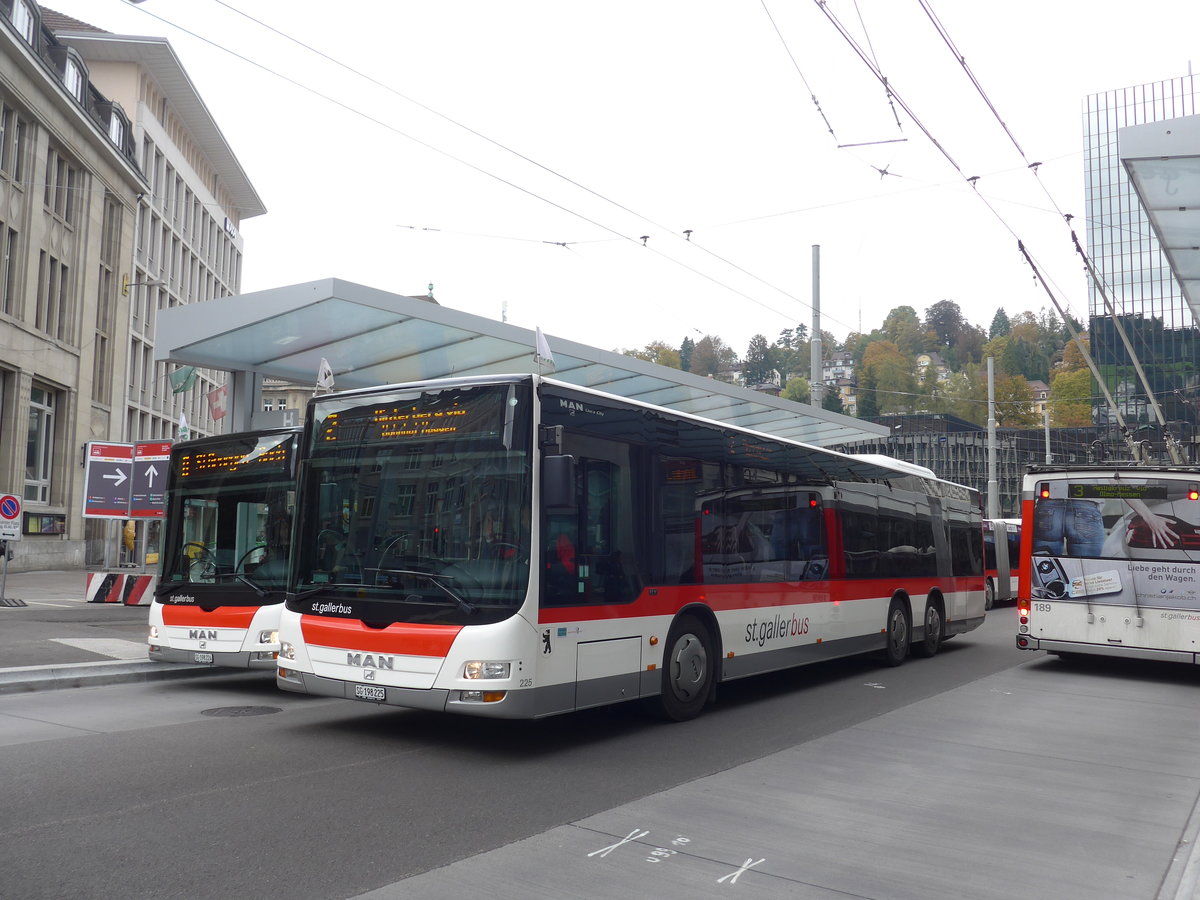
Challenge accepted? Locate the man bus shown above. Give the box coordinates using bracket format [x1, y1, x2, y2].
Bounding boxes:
[277, 375, 984, 719]
[1016, 465, 1200, 663]
[983, 518, 1021, 610]
[149, 427, 300, 668]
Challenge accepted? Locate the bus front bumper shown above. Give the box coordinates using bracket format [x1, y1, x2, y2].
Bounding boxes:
[275, 668, 542, 718]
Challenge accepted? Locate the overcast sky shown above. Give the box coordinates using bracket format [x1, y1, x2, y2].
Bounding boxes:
[48, 0, 1200, 357]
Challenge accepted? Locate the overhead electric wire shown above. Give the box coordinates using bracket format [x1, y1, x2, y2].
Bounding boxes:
[123, 0, 852, 338]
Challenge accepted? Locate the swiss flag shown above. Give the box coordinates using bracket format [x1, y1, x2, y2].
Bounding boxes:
[207, 384, 229, 420]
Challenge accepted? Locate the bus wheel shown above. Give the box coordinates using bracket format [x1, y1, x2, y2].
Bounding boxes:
[659, 615, 714, 722]
[984, 579, 995, 611]
[883, 599, 910, 667]
[912, 599, 943, 659]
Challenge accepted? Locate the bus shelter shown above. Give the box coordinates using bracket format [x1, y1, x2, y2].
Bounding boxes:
[155, 277, 887, 446]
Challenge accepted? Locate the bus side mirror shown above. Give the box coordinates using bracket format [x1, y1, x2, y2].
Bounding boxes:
[543, 455, 576, 511]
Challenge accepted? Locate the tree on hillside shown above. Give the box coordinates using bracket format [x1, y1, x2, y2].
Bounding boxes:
[620, 340, 681, 368]
[861, 340, 917, 414]
[924, 299, 966, 351]
[822, 391, 845, 414]
[679, 336, 695, 372]
[781, 376, 811, 404]
[689, 335, 738, 377]
[882, 305, 925, 358]
[856, 367, 879, 418]
[743, 334, 774, 385]
[989, 308, 1011, 339]
[994, 374, 1039, 427]
[1049, 368, 1094, 426]
[1059, 335, 1090, 372]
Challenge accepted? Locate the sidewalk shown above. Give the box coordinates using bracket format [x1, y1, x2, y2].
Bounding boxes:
[0, 569, 236, 693]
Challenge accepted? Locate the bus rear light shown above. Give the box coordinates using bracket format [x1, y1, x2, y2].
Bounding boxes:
[1019, 624, 1029, 634]
[1020, 615, 1028, 626]
[1016, 637, 1029, 648]
[1038, 482, 1050, 499]
[1018, 604, 1029, 617]
[1189, 484, 1199, 501]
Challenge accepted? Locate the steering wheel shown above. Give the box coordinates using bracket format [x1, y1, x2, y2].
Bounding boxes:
[235, 544, 267, 572]
[182, 541, 218, 580]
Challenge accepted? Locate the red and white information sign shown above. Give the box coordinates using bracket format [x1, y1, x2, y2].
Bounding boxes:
[0, 493, 21, 541]
[83, 443, 135, 519]
[131, 441, 172, 518]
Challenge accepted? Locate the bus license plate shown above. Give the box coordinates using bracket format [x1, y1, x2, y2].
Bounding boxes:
[355, 684, 385, 702]
[193, 652, 214, 664]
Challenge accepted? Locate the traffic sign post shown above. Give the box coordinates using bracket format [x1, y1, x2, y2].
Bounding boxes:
[131, 441, 172, 518]
[0, 492, 25, 606]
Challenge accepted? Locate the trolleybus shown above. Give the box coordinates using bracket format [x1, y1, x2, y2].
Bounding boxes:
[149, 427, 300, 668]
[983, 518, 1021, 609]
[1016, 465, 1200, 663]
[276, 375, 984, 719]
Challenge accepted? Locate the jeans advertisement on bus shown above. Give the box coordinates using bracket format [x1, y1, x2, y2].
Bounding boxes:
[1032, 476, 1200, 609]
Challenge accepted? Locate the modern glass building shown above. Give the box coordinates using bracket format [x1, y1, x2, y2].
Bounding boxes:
[1083, 73, 1199, 430]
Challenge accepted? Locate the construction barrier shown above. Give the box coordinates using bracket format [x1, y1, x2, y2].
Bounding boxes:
[85, 571, 157, 606]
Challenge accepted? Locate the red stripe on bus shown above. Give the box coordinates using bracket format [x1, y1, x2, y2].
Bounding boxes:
[299, 616, 462, 656]
[538, 575, 981, 624]
[1017, 498, 1035, 601]
[162, 605, 257, 627]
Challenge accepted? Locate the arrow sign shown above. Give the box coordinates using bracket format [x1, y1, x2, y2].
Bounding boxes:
[83, 443, 135, 518]
[131, 441, 173, 518]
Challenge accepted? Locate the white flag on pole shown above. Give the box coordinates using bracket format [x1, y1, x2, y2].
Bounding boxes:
[534, 327, 555, 371]
[316, 357, 335, 392]
[178, 411, 190, 442]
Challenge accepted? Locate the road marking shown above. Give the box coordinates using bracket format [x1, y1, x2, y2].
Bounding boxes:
[50, 638, 147, 660]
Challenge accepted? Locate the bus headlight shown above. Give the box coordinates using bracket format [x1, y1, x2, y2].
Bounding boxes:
[280, 641, 296, 660]
[259, 629, 278, 645]
[148, 626, 159, 639]
[463, 661, 510, 680]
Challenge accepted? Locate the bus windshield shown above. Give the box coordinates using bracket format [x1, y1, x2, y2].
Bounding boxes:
[292, 381, 532, 626]
[158, 430, 298, 602]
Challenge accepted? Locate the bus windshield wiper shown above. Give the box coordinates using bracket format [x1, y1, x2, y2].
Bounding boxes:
[295, 583, 359, 602]
[378, 569, 477, 615]
[207, 572, 269, 598]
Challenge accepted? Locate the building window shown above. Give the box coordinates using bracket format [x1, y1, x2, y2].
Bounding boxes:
[44, 147, 80, 224]
[25, 385, 55, 504]
[63, 58, 83, 102]
[0, 224, 16, 316]
[12, 0, 35, 43]
[35, 251, 72, 342]
[0, 102, 27, 179]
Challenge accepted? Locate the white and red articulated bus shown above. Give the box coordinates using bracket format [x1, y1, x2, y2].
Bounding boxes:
[983, 517, 1022, 610]
[277, 375, 984, 720]
[1016, 465, 1200, 663]
[149, 427, 300, 668]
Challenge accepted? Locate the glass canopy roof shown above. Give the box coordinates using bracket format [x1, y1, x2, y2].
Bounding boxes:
[1120, 113, 1200, 321]
[155, 278, 887, 448]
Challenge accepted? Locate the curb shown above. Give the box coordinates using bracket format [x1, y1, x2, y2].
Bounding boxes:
[0, 659, 243, 695]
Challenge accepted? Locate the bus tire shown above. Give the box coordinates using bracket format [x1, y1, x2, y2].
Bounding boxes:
[658, 614, 714, 722]
[883, 598, 910, 667]
[912, 597, 943, 658]
[984, 578, 995, 611]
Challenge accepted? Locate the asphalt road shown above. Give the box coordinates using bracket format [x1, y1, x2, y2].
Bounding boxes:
[0, 610, 1034, 900]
